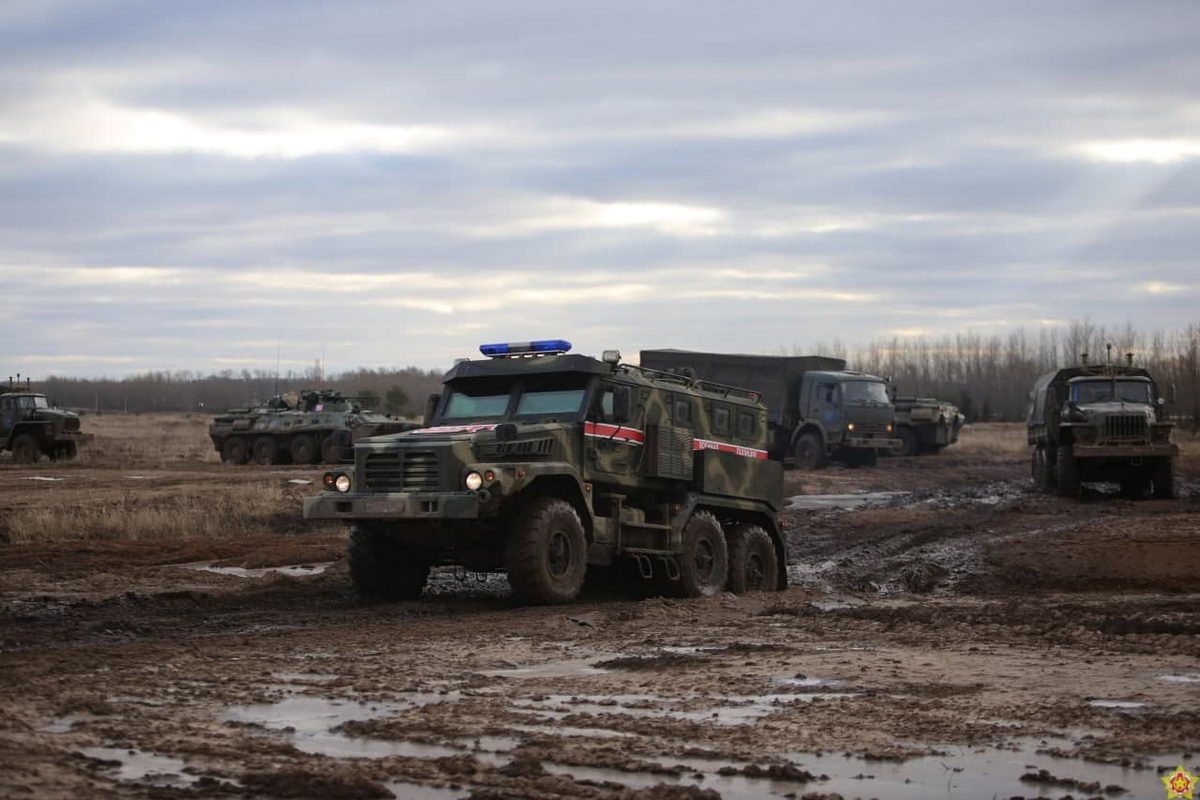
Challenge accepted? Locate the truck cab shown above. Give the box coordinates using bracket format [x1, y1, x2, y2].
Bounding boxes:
[305, 340, 785, 605]
[0, 391, 92, 463]
[793, 370, 897, 467]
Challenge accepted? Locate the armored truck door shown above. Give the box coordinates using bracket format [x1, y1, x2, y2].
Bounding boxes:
[584, 383, 643, 477]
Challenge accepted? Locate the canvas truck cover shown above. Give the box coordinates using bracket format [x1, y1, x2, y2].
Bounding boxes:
[640, 349, 847, 426]
[1027, 366, 1155, 426]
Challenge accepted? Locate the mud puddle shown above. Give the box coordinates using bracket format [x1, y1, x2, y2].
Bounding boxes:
[479, 657, 609, 679]
[180, 562, 333, 578]
[787, 491, 909, 511]
[77, 746, 201, 788]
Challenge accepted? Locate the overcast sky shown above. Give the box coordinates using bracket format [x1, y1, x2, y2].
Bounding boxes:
[2, 1, 1198, 378]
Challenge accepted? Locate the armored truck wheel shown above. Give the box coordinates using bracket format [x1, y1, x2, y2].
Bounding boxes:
[506, 497, 588, 605]
[725, 523, 778, 594]
[792, 432, 826, 470]
[1152, 459, 1176, 499]
[290, 435, 317, 465]
[252, 436, 278, 466]
[221, 436, 249, 464]
[347, 524, 431, 600]
[1055, 445, 1081, 498]
[676, 511, 728, 597]
[11, 434, 40, 464]
[890, 427, 919, 457]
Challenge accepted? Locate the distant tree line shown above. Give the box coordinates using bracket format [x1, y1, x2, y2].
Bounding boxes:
[812, 321, 1200, 423]
[22, 366, 445, 418]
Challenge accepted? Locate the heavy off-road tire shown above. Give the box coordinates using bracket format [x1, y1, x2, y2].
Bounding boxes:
[11, 434, 40, 464]
[290, 435, 317, 465]
[675, 511, 729, 598]
[252, 436, 278, 466]
[890, 427, 919, 457]
[1152, 459, 1176, 499]
[1032, 445, 1055, 493]
[319, 434, 339, 464]
[1055, 444, 1081, 497]
[221, 436, 249, 464]
[505, 497, 588, 605]
[347, 524, 431, 601]
[725, 523, 779, 594]
[792, 431, 826, 470]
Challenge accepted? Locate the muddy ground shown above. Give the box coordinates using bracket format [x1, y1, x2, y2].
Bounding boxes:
[2, 433, 1199, 800]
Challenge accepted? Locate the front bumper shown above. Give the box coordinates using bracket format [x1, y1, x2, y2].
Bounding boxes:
[847, 436, 903, 450]
[303, 490, 481, 521]
[52, 432, 94, 446]
[1073, 443, 1178, 459]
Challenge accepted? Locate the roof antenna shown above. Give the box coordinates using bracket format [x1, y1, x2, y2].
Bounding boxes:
[1105, 343, 1112, 364]
[1126, 352, 1134, 367]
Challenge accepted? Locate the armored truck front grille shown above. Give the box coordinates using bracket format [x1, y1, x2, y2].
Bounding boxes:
[401, 450, 440, 490]
[853, 423, 890, 435]
[1103, 415, 1147, 441]
[363, 452, 403, 491]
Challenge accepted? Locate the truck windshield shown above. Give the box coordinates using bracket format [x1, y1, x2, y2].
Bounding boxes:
[441, 375, 590, 421]
[18, 396, 49, 409]
[517, 389, 586, 415]
[1069, 379, 1152, 404]
[443, 389, 510, 419]
[841, 381, 890, 404]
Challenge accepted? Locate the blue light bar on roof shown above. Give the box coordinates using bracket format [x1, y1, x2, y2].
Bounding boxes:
[480, 339, 572, 358]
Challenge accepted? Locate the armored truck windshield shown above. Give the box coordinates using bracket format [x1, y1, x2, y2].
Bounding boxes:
[18, 396, 50, 409]
[841, 380, 890, 405]
[1067, 377, 1152, 404]
[440, 374, 590, 422]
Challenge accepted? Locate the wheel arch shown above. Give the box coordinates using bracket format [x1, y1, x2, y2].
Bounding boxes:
[519, 474, 594, 543]
[788, 423, 826, 453]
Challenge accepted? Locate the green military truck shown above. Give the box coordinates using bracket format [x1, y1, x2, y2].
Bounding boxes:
[888, 396, 964, 457]
[639, 350, 898, 469]
[305, 340, 786, 604]
[210, 389, 418, 465]
[1, 387, 93, 463]
[1028, 356, 1177, 498]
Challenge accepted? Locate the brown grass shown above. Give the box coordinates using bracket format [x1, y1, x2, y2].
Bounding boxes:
[952, 423, 1028, 457]
[73, 412, 219, 468]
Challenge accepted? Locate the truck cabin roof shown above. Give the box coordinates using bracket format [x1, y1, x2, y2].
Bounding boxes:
[1031, 365, 1156, 396]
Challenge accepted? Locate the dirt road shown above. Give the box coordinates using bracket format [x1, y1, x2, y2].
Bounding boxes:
[2, 433, 1198, 799]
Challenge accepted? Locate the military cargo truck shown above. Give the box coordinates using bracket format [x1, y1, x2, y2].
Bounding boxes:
[1027, 355, 1177, 498]
[639, 350, 899, 469]
[305, 340, 786, 604]
[210, 389, 419, 465]
[1, 389, 92, 462]
[888, 396, 964, 456]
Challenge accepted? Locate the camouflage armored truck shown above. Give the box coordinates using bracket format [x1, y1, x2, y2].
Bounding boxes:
[1, 389, 92, 463]
[304, 339, 786, 604]
[888, 396, 964, 456]
[639, 350, 899, 469]
[210, 389, 419, 466]
[1027, 355, 1177, 498]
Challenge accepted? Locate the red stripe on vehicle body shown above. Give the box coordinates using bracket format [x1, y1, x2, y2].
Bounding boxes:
[692, 438, 769, 460]
[583, 421, 645, 445]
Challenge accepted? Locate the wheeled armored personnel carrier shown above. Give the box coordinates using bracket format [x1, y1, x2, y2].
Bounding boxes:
[210, 389, 419, 465]
[1, 389, 92, 463]
[305, 339, 786, 604]
[888, 396, 964, 456]
[1027, 353, 1177, 498]
[639, 350, 899, 468]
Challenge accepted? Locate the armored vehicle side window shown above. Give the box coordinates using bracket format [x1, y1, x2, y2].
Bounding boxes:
[673, 395, 693, 427]
[711, 405, 730, 436]
[0, 398, 9, 411]
[737, 410, 756, 439]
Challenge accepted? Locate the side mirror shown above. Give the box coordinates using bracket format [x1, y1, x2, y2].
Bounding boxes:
[612, 386, 633, 424]
[423, 393, 441, 426]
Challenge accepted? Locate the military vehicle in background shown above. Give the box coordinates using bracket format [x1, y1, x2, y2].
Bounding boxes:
[1, 380, 92, 463]
[1027, 350, 1177, 498]
[639, 350, 899, 469]
[210, 389, 419, 466]
[888, 396, 965, 456]
[305, 339, 786, 605]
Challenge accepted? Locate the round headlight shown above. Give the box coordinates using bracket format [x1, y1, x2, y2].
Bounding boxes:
[846, 422, 855, 431]
[322, 472, 335, 488]
[465, 471, 483, 491]
[886, 424, 893, 432]
[334, 474, 352, 493]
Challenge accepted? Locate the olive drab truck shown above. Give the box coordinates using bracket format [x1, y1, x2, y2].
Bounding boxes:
[1, 379, 92, 463]
[210, 389, 419, 465]
[304, 339, 786, 605]
[888, 396, 965, 457]
[639, 350, 899, 469]
[1027, 351, 1177, 499]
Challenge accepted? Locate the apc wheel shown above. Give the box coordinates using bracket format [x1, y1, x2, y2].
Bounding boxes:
[11, 434, 40, 464]
[506, 497, 588, 605]
[726, 523, 779, 594]
[1152, 459, 1176, 499]
[319, 435, 339, 464]
[222, 436, 249, 464]
[676, 511, 728, 598]
[252, 436, 278, 465]
[290, 435, 317, 464]
[1055, 445, 1080, 497]
[792, 432, 826, 470]
[890, 427, 918, 457]
[347, 525, 430, 601]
